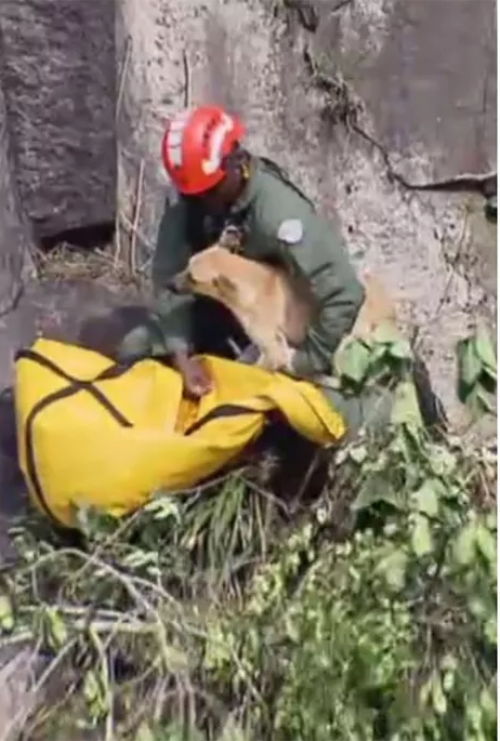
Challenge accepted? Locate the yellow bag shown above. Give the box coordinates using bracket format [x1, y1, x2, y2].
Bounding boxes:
[14, 338, 346, 528]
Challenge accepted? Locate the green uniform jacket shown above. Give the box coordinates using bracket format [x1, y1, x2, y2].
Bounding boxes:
[125, 157, 365, 378]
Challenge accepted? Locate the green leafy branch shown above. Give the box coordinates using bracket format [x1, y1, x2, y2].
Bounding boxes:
[456, 323, 497, 416]
[334, 321, 414, 391]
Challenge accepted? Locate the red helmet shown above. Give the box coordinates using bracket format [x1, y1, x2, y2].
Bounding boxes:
[161, 105, 246, 195]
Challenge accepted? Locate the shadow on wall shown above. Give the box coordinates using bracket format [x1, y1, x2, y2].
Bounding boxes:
[39, 222, 116, 252]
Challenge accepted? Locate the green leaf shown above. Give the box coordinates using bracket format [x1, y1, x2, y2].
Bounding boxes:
[135, 722, 156, 741]
[462, 385, 488, 417]
[428, 447, 457, 478]
[336, 340, 373, 383]
[466, 702, 483, 732]
[457, 338, 482, 388]
[411, 515, 433, 557]
[479, 687, 497, 723]
[481, 362, 497, 381]
[475, 386, 496, 415]
[0, 594, 14, 633]
[388, 338, 413, 360]
[483, 616, 497, 646]
[376, 549, 408, 590]
[475, 523, 496, 564]
[442, 670, 455, 693]
[468, 596, 488, 620]
[370, 343, 389, 363]
[485, 512, 497, 531]
[431, 673, 447, 715]
[419, 677, 433, 708]
[122, 549, 158, 569]
[373, 321, 403, 345]
[475, 324, 497, 374]
[411, 479, 440, 518]
[440, 654, 458, 672]
[391, 381, 423, 426]
[452, 523, 476, 566]
[83, 670, 101, 703]
[145, 496, 181, 522]
[352, 477, 404, 512]
[348, 444, 368, 464]
[46, 607, 68, 649]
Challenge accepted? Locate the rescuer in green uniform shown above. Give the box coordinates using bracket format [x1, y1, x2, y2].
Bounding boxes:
[120, 104, 365, 399]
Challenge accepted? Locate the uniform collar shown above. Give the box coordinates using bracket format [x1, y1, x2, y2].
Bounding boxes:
[228, 156, 260, 216]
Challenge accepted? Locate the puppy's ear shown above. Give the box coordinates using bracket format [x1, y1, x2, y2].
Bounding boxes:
[214, 274, 237, 295]
[189, 254, 218, 284]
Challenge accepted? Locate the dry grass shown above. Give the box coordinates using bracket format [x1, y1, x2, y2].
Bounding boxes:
[34, 243, 148, 296]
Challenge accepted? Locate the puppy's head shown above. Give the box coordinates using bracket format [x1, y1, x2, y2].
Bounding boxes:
[168, 246, 243, 305]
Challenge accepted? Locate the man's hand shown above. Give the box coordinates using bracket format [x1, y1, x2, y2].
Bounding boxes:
[173, 351, 213, 399]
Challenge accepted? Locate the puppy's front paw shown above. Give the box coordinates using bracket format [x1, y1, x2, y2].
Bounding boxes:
[255, 352, 272, 370]
[239, 343, 261, 365]
[281, 347, 296, 374]
[257, 347, 296, 374]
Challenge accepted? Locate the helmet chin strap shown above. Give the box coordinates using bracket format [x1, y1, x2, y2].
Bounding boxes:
[241, 159, 251, 181]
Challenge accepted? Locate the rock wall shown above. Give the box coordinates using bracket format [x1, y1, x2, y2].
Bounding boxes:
[0, 0, 116, 240]
[0, 41, 34, 318]
[117, 0, 497, 427]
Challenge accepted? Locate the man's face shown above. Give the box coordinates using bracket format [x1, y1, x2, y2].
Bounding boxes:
[198, 166, 242, 215]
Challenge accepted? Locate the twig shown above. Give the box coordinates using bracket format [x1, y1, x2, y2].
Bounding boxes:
[182, 49, 191, 109]
[89, 625, 114, 741]
[242, 477, 291, 517]
[0, 630, 32, 648]
[138, 253, 154, 275]
[22, 548, 174, 668]
[130, 159, 145, 277]
[113, 210, 123, 268]
[116, 35, 132, 124]
[152, 677, 172, 726]
[30, 550, 264, 705]
[119, 210, 156, 252]
[296, 450, 322, 503]
[18, 604, 158, 634]
[114, 35, 132, 266]
[119, 676, 167, 734]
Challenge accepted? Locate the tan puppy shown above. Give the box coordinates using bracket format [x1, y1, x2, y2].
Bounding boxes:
[170, 245, 397, 373]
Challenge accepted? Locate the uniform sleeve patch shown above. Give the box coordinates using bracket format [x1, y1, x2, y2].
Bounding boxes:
[277, 218, 304, 245]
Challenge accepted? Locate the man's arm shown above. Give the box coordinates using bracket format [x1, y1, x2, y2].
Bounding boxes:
[256, 193, 365, 378]
[117, 199, 195, 361]
[286, 216, 365, 377]
[151, 199, 195, 355]
[152, 201, 214, 396]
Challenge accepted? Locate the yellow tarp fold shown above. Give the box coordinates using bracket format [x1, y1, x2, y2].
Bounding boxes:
[14, 338, 346, 528]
